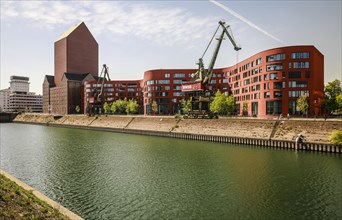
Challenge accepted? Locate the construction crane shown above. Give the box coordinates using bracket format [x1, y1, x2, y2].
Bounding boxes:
[181, 20, 241, 119]
[88, 64, 111, 115]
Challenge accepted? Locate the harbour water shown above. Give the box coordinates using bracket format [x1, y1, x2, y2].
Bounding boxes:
[1, 123, 341, 219]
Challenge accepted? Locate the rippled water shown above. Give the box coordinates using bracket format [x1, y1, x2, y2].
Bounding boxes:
[1, 123, 341, 219]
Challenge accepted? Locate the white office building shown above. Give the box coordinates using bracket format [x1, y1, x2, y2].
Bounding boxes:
[0, 76, 42, 112]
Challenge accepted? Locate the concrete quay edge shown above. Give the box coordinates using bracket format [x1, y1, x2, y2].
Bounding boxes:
[0, 169, 84, 220]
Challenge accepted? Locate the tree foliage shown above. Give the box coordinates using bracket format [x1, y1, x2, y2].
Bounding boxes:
[210, 90, 236, 115]
[336, 93, 342, 113]
[328, 130, 342, 145]
[103, 102, 111, 114]
[297, 94, 309, 116]
[75, 105, 81, 113]
[113, 98, 128, 114]
[242, 101, 248, 116]
[126, 99, 139, 114]
[322, 79, 342, 115]
[108, 98, 139, 114]
[152, 101, 158, 114]
[181, 99, 192, 114]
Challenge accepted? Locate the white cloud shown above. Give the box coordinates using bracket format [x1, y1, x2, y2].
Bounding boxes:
[1, 1, 219, 47]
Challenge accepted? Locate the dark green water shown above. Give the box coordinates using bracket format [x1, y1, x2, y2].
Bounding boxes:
[0, 123, 341, 219]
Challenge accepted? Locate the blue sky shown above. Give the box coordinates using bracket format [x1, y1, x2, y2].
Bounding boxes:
[1, 0, 341, 94]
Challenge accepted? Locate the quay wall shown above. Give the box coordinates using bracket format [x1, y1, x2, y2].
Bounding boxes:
[13, 114, 342, 153]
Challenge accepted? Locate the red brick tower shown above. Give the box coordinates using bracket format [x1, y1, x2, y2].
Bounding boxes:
[54, 22, 98, 86]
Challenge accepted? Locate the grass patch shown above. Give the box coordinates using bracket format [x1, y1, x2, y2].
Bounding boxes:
[0, 173, 70, 220]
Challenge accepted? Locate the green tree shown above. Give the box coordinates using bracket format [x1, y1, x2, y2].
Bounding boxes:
[210, 90, 226, 115]
[152, 100, 158, 114]
[117, 98, 128, 114]
[111, 99, 128, 114]
[242, 101, 248, 116]
[75, 105, 80, 114]
[110, 101, 117, 114]
[336, 93, 342, 113]
[103, 102, 111, 114]
[126, 99, 139, 114]
[181, 99, 192, 114]
[297, 94, 309, 116]
[226, 94, 236, 116]
[322, 79, 342, 115]
[328, 130, 342, 145]
[210, 90, 236, 115]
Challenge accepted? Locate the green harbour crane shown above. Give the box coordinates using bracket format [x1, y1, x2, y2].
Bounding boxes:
[181, 20, 241, 118]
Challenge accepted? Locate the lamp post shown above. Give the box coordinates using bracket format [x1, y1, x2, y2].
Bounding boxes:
[314, 99, 317, 118]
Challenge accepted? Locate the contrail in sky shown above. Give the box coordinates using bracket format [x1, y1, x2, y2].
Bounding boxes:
[209, 0, 288, 46]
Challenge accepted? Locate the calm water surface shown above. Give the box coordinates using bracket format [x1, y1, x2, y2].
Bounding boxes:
[1, 123, 341, 219]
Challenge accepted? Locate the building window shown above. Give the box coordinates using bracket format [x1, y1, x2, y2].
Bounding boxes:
[288, 90, 309, 98]
[165, 86, 170, 90]
[270, 73, 278, 80]
[305, 71, 310, 78]
[173, 92, 182, 97]
[274, 91, 282, 98]
[266, 64, 283, 71]
[174, 73, 185, 78]
[264, 92, 270, 98]
[210, 79, 216, 84]
[293, 62, 310, 68]
[292, 52, 310, 59]
[223, 78, 228, 83]
[264, 74, 268, 81]
[266, 53, 286, 62]
[256, 57, 262, 65]
[158, 80, 170, 84]
[146, 80, 154, 85]
[288, 100, 303, 115]
[173, 86, 182, 90]
[173, 80, 183, 84]
[289, 81, 308, 88]
[274, 82, 283, 89]
[288, 71, 301, 78]
[266, 100, 282, 115]
[165, 73, 170, 78]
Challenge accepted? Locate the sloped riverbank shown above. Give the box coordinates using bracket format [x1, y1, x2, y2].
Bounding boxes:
[13, 114, 342, 153]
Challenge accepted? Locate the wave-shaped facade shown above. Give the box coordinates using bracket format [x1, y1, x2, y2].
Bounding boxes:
[85, 45, 324, 117]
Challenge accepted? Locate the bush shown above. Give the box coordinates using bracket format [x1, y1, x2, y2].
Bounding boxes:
[174, 114, 181, 119]
[328, 130, 342, 145]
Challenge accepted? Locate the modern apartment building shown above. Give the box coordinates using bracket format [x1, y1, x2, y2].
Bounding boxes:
[0, 76, 42, 112]
[84, 45, 323, 117]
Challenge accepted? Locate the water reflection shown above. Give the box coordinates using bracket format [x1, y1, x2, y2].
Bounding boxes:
[1, 123, 341, 219]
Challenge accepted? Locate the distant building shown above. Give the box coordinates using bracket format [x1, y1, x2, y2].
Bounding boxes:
[0, 76, 42, 112]
[43, 22, 98, 115]
[0, 88, 10, 112]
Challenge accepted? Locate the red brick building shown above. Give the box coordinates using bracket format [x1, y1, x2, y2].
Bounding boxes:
[43, 22, 98, 114]
[84, 45, 324, 117]
[84, 80, 144, 114]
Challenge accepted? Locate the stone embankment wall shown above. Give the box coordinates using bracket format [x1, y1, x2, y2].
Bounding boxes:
[13, 114, 342, 153]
